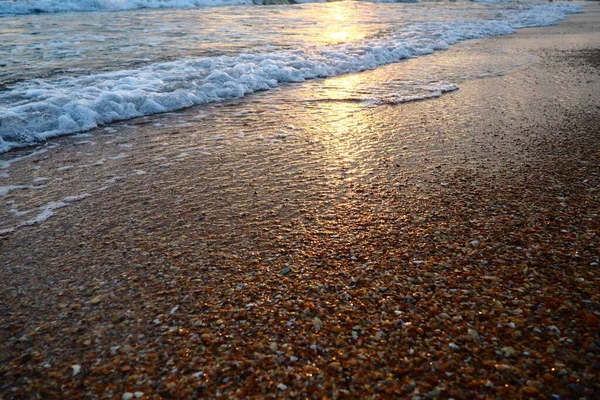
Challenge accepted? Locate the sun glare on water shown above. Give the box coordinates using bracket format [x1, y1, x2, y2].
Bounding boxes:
[308, 3, 366, 45]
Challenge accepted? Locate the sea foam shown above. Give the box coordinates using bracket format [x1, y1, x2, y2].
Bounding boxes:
[0, 0, 255, 15]
[0, 0, 419, 15]
[0, 3, 582, 153]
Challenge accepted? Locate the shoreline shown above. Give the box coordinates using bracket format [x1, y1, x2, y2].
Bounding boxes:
[0, 1, 584, 156]
[1, 5, 599, 399]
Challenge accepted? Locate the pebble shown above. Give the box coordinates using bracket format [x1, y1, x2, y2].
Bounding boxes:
[449, 343, 460, 350]
[502, 346, 516, 357]
[312, 317, 323, 330]
[277, 383, 288, 390]
[71, 364, 81, 376]
[280, 267, 292, 276]
[521, 386, 539, 396]
[547, 325, 561, 336]
[201, 333, 212, 342]
[437, 312, 451, 320]
[467, 328, 479, 339]
[122, 393, 134, 400]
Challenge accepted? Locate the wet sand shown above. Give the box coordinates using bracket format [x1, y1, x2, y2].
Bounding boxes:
[1, 5, 599, 399]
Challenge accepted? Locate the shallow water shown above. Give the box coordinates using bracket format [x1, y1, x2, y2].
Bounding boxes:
[0, 35, 561, 236]
[0, 1, 582, 153]
[0, 2, 463, 86]
[0, 0, 588, 236]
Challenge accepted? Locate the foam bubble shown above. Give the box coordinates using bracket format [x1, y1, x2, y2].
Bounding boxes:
[0, 185, 47, 197]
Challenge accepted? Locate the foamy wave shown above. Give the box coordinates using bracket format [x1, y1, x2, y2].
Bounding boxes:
[0, 0, 422, 15]
[471, 0, 515, 3]
[0, 3, 582, 153]
[0, 0, 258, 15]
[366, 0, 419, 3]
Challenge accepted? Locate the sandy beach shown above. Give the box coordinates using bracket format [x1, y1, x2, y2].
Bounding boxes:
[1, 4, 599, 399]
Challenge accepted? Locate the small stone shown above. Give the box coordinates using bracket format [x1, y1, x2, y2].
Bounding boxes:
[495, 363, 513, 372]
[71, 364, 81, 376]
[547, 325, 561, 336]
[269, 342, 278, 352]
[526, 380, 543, 389]
[330, 325, 342, 334]
[277, 383, 288, 390]
[122, 393, 134, 400]
[468, 329, 480, 339]
[438, 312, 451, 320]
[585, 314, 599, 327]
[90, 296, 102, 304]
[312, 317, 323, 330]
[280, 267, 292, 276]
[449, 343, 460, 350]
[134, 392, 144, 399]
[502, 347, 516, 357]
[520, 386, 539, 396]
[201, 333, 212, 342]
[567, 383, 584, 394]
[328, 361, 341, 370]
[169, 306, 179, 314]
[543, 373, 554, 382]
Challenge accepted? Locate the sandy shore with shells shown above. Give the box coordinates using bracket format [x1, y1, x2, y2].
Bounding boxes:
[1, 5, 599, 399]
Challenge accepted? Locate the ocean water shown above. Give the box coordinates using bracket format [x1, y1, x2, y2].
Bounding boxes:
[0, 0, 582, 154]
[0, 0, 589, 237]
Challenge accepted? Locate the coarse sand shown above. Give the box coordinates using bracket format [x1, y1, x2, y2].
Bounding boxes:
[1, 5, 599, 399]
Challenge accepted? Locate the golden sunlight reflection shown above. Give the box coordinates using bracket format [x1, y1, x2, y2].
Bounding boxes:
[317, 79, 365, 180]
[309, 3, 366, 45]
[329, 31, 350, 42]
[323, 116, 358, 180]
[329, 74, 362, 94]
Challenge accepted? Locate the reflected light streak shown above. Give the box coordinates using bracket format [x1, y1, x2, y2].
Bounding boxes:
[307, 2, 366, 45]
[317, 89, 363, 178]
